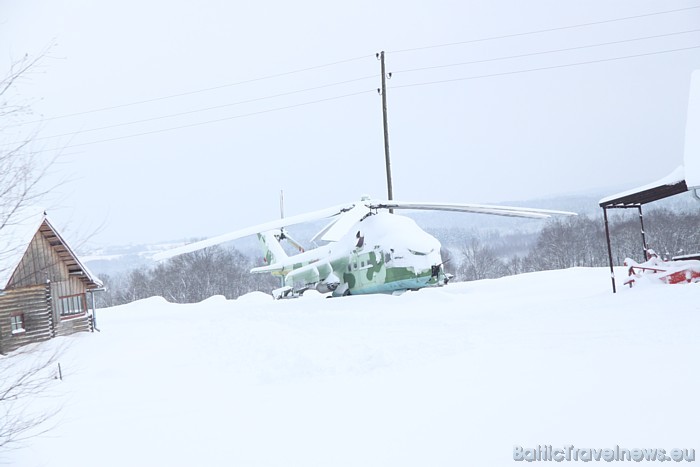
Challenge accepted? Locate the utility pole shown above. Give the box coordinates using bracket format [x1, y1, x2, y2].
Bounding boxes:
[378, 51, 394, 207]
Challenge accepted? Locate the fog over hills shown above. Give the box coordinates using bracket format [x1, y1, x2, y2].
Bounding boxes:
[81, 190, 699, 277]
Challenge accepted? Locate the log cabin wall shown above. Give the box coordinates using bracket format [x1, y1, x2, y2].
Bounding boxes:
[0, 284, 52, 354]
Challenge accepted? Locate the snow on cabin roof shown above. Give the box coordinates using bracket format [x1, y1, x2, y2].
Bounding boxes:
[0, 207, 102, 290]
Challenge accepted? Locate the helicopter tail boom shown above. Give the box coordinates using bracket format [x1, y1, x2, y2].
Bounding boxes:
[257, 230, 288, 266]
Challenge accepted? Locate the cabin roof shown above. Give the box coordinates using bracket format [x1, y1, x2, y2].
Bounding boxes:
[0, 208, 102, 290]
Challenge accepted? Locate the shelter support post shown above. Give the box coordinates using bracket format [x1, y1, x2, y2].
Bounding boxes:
[637, 205, 648, 259]
[90, 291, 97, 332]
[602, 207, 616, 293]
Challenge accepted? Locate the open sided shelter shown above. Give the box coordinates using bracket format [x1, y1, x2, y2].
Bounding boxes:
[599, 71, 700, 292]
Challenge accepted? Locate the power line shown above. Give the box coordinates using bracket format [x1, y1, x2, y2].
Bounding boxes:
[14, 6, 698, 129]
[394, 29, 700, 75]
[24, 45, 700, 154]
[10, 54, 374, 127]
[11, 6, 698, 132]
[391, 44, 700, 90]
[9, 9, 699, 154]
[30, 89, 376, 154]
[388, 5, 700, 54]
[30, 31, 698, 146]
[15, 74, 376, 144]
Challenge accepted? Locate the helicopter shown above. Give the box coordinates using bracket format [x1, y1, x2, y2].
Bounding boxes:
[153, 196, 576, 299]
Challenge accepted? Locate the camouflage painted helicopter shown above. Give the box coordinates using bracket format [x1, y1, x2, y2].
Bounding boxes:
[154, 196, 575, 299]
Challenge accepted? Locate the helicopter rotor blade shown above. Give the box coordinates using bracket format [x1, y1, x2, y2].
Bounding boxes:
[153, 201, 357, 261]
[311, 203, 371, 243]
[154, 196, 577, 262]
[368, 200, 577, 219]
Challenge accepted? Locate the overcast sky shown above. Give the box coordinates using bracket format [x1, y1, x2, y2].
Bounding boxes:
[1, 0, 699, 246]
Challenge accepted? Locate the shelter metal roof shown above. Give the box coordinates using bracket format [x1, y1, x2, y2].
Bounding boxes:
[599, 166, 689, 208]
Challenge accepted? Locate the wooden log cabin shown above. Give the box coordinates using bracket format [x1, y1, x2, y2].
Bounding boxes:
[0, 209, 103, 354]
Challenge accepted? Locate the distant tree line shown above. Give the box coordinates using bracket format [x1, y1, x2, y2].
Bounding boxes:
[97, 246, 278, 307]
[454, 208, 700, 282]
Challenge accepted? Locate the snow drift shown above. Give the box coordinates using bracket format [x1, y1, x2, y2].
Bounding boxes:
[3, 267, 699, 466]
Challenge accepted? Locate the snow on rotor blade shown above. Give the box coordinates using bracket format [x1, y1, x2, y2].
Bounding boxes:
[311, 203, 370, 243]
[153, 202, 356, 261]
[369, 201, 577, 218]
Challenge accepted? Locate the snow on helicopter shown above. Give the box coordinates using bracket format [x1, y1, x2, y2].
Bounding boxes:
[153, 196, 576, 299]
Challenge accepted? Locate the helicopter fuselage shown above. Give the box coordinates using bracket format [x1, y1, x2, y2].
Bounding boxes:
[255, 212, 448, 298]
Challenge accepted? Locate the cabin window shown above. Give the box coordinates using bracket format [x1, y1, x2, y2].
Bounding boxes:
[59, 293, 87, 318]
[10, 314, 25, 334]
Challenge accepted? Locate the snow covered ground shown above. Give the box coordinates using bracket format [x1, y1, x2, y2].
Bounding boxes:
[4, 267, 699, 466]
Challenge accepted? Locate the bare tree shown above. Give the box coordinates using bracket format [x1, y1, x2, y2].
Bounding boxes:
[0, 49, 55, 230]
[458, 238, 509, 281]
[450, 208, 700, 281]
[0, 345, 62, 456]
[0, 48, 64, 458]
[98, 246, 278, 306]
[0, 48, 60, 286]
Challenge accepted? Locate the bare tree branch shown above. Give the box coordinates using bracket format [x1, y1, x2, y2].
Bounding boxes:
[0, 44, 66, 458]
[0, 344, 63, 454]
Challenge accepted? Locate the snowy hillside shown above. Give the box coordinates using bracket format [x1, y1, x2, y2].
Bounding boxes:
[4, 268, 699, 466]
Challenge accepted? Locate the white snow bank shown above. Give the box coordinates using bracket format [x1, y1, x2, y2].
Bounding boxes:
[199, 294, 228, 303]
[235, 290, 274, 303]
[4, 267, 699, 466]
